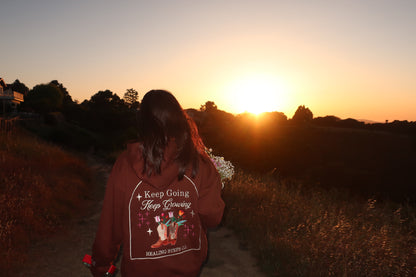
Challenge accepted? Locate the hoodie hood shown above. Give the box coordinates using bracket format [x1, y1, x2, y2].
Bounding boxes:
[127, 141, 180, 189]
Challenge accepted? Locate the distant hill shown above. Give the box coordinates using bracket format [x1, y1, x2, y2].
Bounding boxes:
[192, 108, 416, 203]
[357, 119, 382, 124]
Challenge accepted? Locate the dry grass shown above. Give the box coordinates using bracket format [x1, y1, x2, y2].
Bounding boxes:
[0, 129, 93, 273]
[222, 170, 416, 276]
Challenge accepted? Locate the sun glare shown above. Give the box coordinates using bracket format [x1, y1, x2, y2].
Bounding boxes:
[225, 74, 288, 115]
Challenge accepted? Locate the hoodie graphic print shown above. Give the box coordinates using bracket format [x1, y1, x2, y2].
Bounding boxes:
[92, 142, 224, 277]
[129, 176, 201, 260]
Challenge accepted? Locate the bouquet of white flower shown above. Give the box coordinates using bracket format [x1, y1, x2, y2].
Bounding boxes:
[206, 148, 234, 188]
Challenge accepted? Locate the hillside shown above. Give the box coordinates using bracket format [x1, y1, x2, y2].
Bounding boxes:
[195, 109, 416, 203]
[222, 170, 416, 276]
[2, 121, 416, 276]
[0, 128, 94, 274]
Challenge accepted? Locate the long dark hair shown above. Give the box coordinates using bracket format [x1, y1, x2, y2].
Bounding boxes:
[137, 90, 204, 180]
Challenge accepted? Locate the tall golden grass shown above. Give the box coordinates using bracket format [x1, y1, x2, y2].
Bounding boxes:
[222, 170, 416, 276]
[0, 129, 93, 273]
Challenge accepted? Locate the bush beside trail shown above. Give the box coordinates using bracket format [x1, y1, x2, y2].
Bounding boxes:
[0, 128, 94, 274]
[222, 170, 416, 276]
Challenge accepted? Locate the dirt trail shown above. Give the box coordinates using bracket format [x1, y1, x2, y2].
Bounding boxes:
[15, 159, 266, 277]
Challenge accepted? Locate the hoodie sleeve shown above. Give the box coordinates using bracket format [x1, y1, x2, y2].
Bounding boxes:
[91, 158, 124, 277]
[197, 159, 225, 229]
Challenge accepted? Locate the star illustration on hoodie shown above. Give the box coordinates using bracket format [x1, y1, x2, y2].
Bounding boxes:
[147, 228, 153, 235]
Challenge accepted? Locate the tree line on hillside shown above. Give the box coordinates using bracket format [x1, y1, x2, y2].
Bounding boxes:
[8, 79, 416, 202]
[9, 78, 416, 137]
[192, 105, 416, 203]
[10, 80, 139, 152]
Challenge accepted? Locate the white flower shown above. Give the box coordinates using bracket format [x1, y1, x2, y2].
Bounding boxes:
[206, 148, 235, 188]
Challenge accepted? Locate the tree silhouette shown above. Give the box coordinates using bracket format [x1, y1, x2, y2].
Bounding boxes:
[313, 115, 341, 126]
[200, 101, 218, 113]
[49, 80, 73, 104]
[81, 90, 133, 133]
[292, 105, 313, 124]
[123, 88, 139, 109]
[8, 79, 29, 95]
[89, 89, 123, 107]
[25, 83, 63, 114]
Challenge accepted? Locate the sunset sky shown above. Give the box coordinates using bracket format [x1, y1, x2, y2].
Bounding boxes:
[1, 0, 415, 122]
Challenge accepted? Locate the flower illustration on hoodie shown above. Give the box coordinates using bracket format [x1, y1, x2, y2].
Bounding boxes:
[151, 210, 187, 248]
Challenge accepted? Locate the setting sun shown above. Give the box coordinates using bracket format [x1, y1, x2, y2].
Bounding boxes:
[225, 74, 289, 115]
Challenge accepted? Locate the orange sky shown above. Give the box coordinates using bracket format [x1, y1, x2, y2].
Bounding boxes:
[2, 0, 415, 122]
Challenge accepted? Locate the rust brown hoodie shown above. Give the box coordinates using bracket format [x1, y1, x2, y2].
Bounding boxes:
[91, 142, 225, 277]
